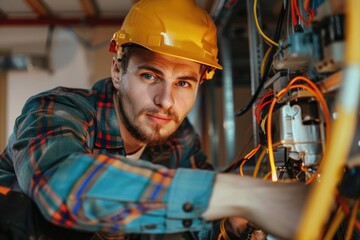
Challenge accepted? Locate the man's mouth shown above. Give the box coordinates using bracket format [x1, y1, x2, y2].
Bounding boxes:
[146, 113, 172, 124]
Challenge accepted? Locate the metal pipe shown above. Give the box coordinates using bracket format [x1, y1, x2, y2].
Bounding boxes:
[218, 13, 236, 165]
[0, 17, 123, 26]
[246, 0, 264, 149]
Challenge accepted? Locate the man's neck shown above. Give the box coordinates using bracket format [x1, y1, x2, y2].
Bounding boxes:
[113, 92, 146, 155]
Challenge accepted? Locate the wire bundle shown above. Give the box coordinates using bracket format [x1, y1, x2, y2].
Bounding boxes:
[266, 76, 331, 182]
[254, 90, 274, 124]
[291, 0, 315, 27]
[323, 195, 360, 240]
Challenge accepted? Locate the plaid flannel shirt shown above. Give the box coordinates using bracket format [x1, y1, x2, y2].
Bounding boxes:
[0, 78, 216, 237]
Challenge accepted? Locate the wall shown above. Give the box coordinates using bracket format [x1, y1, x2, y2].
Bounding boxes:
[0, 72, 7, 150]
[3, 26, 117, 140]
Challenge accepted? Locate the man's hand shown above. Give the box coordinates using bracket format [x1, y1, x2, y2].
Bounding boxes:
[227, 217, 267, 240]
[202, 174, 310, 239]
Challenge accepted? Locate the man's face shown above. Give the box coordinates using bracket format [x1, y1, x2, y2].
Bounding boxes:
[111, 48, 202, 145]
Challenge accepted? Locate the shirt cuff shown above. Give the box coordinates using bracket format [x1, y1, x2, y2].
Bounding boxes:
[166, 168, 216, 231]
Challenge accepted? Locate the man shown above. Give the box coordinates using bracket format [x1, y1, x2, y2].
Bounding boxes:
[0, 0, 309, 239]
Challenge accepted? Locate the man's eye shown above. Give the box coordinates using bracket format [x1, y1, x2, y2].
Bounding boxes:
[177, 81, 190, 88]
[141, 73, 156, 81]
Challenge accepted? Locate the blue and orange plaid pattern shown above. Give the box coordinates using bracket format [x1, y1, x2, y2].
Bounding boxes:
[0, 78, 215, 235]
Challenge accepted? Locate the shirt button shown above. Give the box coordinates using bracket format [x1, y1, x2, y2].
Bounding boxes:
[182, 219, 192, 227]
[182, 202, 194, 212]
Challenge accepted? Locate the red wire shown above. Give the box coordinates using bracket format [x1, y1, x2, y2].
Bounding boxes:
[336, 195, 360, 231]
[254, 90, 274, 123]
[291, 0, 298, 25]
[225, 0, 238, 9]
[294, 0, 316, 26]
[293, 0, 312, 26]
[304, 0, 315, 19]
[259, 99, 272, 118]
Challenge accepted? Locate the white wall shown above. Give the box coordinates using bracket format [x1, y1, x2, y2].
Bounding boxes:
[5, 27, 91, 138]
[3, 26, 121, 139]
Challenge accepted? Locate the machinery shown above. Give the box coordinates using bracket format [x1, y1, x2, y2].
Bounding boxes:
[218, 0, 360, 239]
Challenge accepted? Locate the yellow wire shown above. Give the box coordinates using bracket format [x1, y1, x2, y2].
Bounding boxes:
[253, 0, 279, 47]
[253, 148, 267, 177]
[266, 97, 279, 181]
[297, 108, 358, 239]
[345, 199, 359, 240]
[261, 47, 272, 77]
[323, 206, 345, 240]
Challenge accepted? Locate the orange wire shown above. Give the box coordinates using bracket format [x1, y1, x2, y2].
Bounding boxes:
[291, 0, 299, 25]
[255, 90, 274, 123]
[240, 144, 261, 176]
[293, 0, 312, 26]
[266, 79, 331, 182]
[337, 196, 360, 231]
[289, 76, 331, 139]
[256, 99, 273, 123]
[304, 0, 315, 19]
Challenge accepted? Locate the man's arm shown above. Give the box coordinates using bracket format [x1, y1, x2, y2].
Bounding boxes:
[7, 91, 216, 233]
[202, 174, 310, 240]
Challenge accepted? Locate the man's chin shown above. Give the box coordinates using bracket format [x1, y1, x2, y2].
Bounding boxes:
[139, 128, 175, 145]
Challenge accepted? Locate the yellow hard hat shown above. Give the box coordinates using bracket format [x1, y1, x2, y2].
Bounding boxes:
[109, 0, 222, 79]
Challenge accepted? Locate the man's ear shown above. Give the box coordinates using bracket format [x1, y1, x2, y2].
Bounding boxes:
[111, 56, 121, 89]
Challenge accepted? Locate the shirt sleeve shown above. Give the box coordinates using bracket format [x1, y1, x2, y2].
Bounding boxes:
[8, 92, 216, 233]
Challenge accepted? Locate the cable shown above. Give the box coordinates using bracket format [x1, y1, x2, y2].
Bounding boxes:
[221, 126, 254, 173]
[266, 78, 331, 182]
[267, 84, 329, 181]
[263, 171, 272, 180]
[256, 100, 273, 120]
[305, 168, 320, 184]
[253, 0, 278, 46]
[304, 0, 315, 19]
[254, 89, 274, 124]
[222, 144, 261, 174]
[296, 64, 360, 240]
[337, 195, 360, 231]
[291, 0, 298, 26]
[239, 144, 261, 176]
[218, 218, 231, 240]
[235, 1, 286, 117]
[345, 199, 359, 240]
[323, 206, 345, 240]
[293, 76, 331, 137]
[253, 148, 267, 177]
[260, 47, 272, 77]
[293, 0, 312, 26]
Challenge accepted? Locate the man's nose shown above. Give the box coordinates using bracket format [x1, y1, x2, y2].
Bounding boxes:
[154, 83, 175, 110]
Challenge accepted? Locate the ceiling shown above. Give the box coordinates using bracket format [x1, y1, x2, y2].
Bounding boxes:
[0, 0, 282, 84]
[0, 0, 214, 26]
